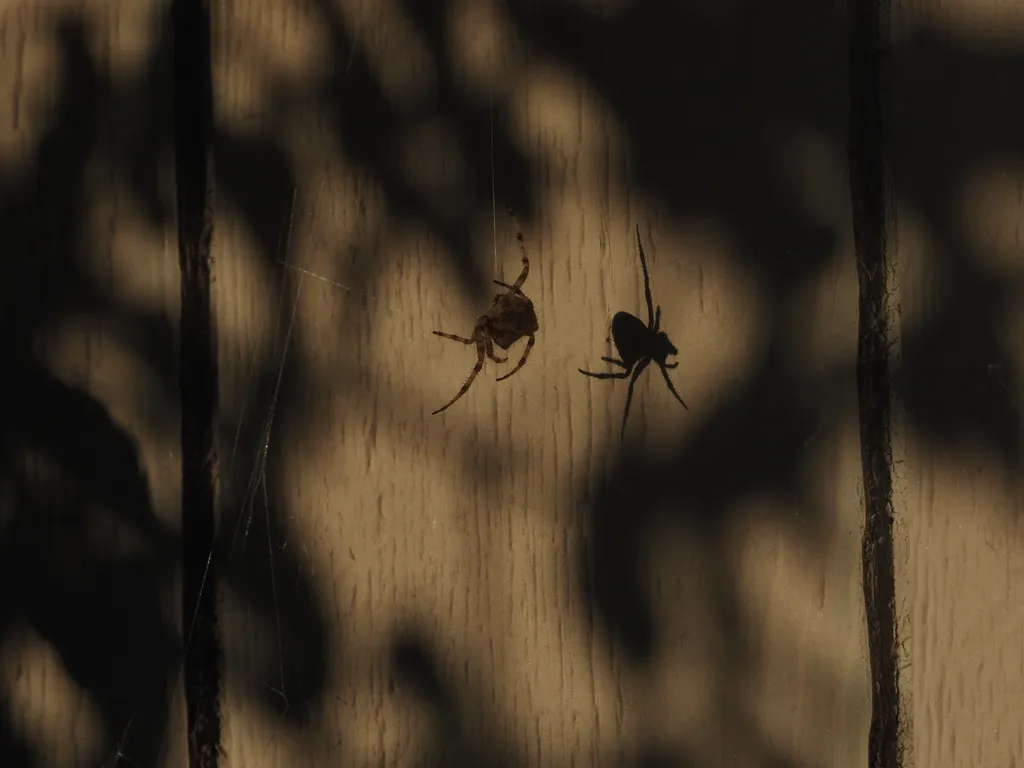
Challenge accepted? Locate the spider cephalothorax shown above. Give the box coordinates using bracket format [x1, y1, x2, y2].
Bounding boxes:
[579, 224, 688, 441]
[431, 211, 538, 415]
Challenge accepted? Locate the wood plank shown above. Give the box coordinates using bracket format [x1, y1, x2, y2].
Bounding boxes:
[0, 2, 185, 767]
[211, 1, 871, 765]
[891, 3, 1024, 766]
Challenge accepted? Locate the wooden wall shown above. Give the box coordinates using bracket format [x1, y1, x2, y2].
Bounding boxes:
[0, 0, 1019, 767]
[891, 1, 1024, 766]
[0, 2, 186, 767]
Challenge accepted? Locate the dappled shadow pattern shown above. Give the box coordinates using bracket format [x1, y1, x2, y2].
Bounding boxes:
[212, 0, 1022, 763]
[583, 355, 822, 663]
[3, 0, 1023, 765]
[505, 0, 1022, 648]
[388, 626, 523, 767]
[2, 358, 178, 767]
[0, 11, 329, 766]
[890, 27, 1024, 464]
[0, 15, 177, 766]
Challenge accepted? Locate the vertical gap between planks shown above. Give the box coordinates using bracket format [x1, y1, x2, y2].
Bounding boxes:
[172, 0, 222, 765]
[847, 0, 905, 766]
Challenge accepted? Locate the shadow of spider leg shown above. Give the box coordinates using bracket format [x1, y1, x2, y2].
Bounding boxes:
[656, 361, 688, 409]
[578, 367, 630, 380]
[431, 332, 487, 415]
[579, 357, 652, 442]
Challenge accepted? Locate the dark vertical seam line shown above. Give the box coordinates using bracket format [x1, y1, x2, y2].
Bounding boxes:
[847, 0, 903, 767]
[172, 0, 221, 766]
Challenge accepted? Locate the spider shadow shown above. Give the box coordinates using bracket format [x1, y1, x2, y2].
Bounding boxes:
[175, 0, 1024, 763]
[504, 0, 1024, 489]
[506, 3, 1024, 759]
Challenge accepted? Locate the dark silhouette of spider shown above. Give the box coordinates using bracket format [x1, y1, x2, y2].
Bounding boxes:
[431, 209, 538, 415]
[579, 224, 688, 441]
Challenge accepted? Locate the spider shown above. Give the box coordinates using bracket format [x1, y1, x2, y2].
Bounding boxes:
[579, 224, 688, 441]
[431, 210, 539, 415]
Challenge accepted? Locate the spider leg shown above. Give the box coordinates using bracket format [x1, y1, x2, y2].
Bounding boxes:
[601, 356, 629, 369]
[663, 361, 679, 369]
[507, 207, 530, 290]
[657, 361, 689, 410]
[635, 224, 656, 328]
[653, 305, 662, 332]
[492, 279, 524, 295]
[433, 330, 474, 344]
[432, 341, 486, 415]
[619, 357, 651, 443]
[486, 338, 507, 364]
[496, 333, 535, 382]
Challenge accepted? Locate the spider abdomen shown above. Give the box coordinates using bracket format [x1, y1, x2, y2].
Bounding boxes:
[487, 295, 538, 350]
[610, 311, 651, 367]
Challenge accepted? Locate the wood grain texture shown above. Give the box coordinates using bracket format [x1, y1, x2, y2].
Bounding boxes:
[0, 2, 185, 767]
[891, 2, 1024, 766]
[210, 0, 870, 766]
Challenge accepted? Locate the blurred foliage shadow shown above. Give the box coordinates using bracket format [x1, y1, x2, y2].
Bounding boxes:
[207, 0, 1024, 763]
[0, 10, 328, 767]
[388, 625, 523, 766]
[501, 0, 1022, 763]
[3, 0, 1023, 766]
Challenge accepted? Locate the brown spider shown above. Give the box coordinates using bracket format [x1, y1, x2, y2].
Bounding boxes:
[431, 210, 539, 415]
